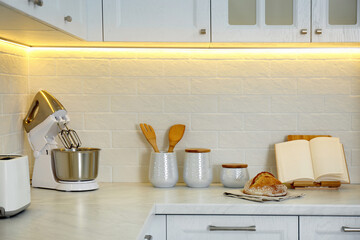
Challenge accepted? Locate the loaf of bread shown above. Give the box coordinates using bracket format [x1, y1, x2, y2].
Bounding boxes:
[243, 172, 287, 197]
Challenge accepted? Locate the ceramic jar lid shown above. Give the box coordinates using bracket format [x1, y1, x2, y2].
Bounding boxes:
[221, 163, 248, 168]
[185, 148, 211, 153]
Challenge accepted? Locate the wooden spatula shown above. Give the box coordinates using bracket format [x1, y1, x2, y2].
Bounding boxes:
[167, 124, 186, 152]
[140, 123, 160, 153]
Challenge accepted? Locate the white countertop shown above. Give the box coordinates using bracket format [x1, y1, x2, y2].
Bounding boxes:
[1, 183, 360, 240]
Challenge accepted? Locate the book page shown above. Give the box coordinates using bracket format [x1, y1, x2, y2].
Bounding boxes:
[309, 137, 345, 181]
[275, 140, 315, 183]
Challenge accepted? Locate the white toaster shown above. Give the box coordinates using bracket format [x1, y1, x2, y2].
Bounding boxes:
[0, 155, 31, 217]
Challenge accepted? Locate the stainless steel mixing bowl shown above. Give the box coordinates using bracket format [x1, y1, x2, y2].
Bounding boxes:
[51, 148, 100, 182]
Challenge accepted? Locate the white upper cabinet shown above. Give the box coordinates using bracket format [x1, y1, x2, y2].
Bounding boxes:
[211, 0, 311, 42]
[103, 0, 210, 42]
[312, 0, 360, 42]
[0, 0, 102, 41]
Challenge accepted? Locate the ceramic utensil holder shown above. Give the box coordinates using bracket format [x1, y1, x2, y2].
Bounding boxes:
[149, 152, 178, 188]
[183, 148, 212, 188]
[221, 164, 249, 188]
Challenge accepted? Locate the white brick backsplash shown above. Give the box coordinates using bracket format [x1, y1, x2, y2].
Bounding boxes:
[56, 95, 110, 112]
[111, 59, 163, 77]
[112, 95, 163, 112]
[84, 77, 137, 94]
[191, 114, 243, 131]
[298, 113, 351, 131]
[1, 39, 359, 183]
[191, 78, 242, 94]
[243, 78, 297, 95]
[77, 131, 111, 148]
[219, 132, 272, 148]
[101, 148, 139, 166]
[245, 149, 276, 166]
[245, 114, 297, 131]
[139, 113, 190, 130]
[29, 76, 83, 94]
[85, 113, 137, 130]
[271, 96, 324, 113]
[298, 78, 351, 95]
[325, 96, 360, 112]
[218, 61, 269, 77]
[57, 59, 110, 76]
[219, 96, 270, 113]
[138, 77, 190, 95]
[164, 95, 217, 113]
[163, 60, 217, 77]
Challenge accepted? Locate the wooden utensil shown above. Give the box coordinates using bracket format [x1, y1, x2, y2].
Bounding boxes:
[140, 123, 160, 153]
[167, 124, 185, 152]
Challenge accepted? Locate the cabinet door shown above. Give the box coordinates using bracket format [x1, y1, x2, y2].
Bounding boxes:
[312, 0, 360, 42]
[167, 215, 298, 240]
[300, 216, 360, 240]
[211, 0, 311, 42]
[138, 215, 166, 240]
[0, 0, 102, 41]
[103, 0, 210, 42]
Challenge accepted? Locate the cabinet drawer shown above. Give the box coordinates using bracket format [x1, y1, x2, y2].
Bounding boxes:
[300, 216, 360, 240]
[167, 215, 298, 240]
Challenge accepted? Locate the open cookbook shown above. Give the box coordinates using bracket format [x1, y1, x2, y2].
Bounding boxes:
[275, 137, 350, 184]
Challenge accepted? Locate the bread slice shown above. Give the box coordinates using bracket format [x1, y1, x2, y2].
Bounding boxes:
[243, 172, 287, 197]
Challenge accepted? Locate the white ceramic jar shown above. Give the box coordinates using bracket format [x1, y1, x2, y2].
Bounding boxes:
[221, 163, 249, 188]
[149, 152, 178, 188]
[183, 148, 212, 188]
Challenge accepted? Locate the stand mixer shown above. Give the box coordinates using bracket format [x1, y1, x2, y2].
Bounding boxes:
[24, 90, 100, 191]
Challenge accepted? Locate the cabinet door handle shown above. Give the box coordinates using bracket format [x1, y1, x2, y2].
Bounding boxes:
[144, 235, 152, 240]
[315, 29, 322, 34]
[300, 29, 308, 35]
[208, 225, 256, 231]
[200, 29, 206, 35]
[342, 226, 360, 232]
[32, 0, 43, 6]
[64, 16, 72, 22]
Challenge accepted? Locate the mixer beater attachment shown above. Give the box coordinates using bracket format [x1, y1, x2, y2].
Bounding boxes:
[58, 123, 82, 149]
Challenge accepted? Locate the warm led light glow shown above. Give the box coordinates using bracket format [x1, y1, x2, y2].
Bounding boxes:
[0, 38, 29, 49]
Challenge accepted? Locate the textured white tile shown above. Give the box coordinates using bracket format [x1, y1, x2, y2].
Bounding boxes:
[101, 148, 139, 166]
[219, 132, 272, 148]
[211, 149, 245, 165]
[351, 78, 360, 95]
[325, 96, 360, 112]
[331, 132, 360, 149]
[138, 77, 190, 95]
[97, 165, 113, 182]
[76, 131, 111, 148]
[191, 78, 242, 94]
[111, 59, 163, 77]
[217, 60, 269, 77]
[351, 149, 360, 166]
[298, 78, 351, 95]
[164, 95, 217, 113]
[138, 113, 190, 130]
[112, 166, 148, 182]
[0, 54, 27, 75]
[57, 59, 110, 76]
[245, 149, 276, 166]
[243, 78, 297, 95]
[181, 131, 218, 149]
[349, 167, 360, 183]
[2, 133, 23, 154]
[0, 75, 27, 94]
[84, 77, 137, 94]
[66, 113, 84, 130]
[191, 114, 243, 131]
[0, 114, 23, 135]
[29, 76, 83, 94]
[112, 131, 149, 148]
[219, 96, 270, 113]
[2, 94, 28, 114]
[111, 96, 163, 112]
[298, 113, 351, 131]
[56, 95, 110, 112]
[29, 58, 56, 76]
[245, 114, 297, 131]
[163, 60, 217, 77]
[247, 166, 273, 179]
[352, 114, 360, 130]
[85, 113, 137, 130]
[271, 96, 324, 113]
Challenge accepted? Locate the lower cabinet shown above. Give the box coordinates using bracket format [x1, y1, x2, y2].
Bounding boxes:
[167, 215, 298, 240]
[300, 216, 360, 240]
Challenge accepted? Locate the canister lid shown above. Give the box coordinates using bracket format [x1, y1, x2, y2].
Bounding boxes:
[185, 148, 211, 153]
[222, 163, 248, 168]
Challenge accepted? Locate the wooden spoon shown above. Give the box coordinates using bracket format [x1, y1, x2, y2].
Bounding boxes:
[167, 124, 186, 153]
[140, 123, 160, 153]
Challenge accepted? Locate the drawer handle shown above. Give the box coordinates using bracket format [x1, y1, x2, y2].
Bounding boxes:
[144, 235, 152, 240]
[31, 0, 43, 6]
[208, 225, 256, 232]
[342, 226, 360, 232]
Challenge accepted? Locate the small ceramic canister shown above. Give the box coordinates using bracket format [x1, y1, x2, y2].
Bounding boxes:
[183, 148, 212, 188]
[149, 152, 178, 188]
[221, 163, 249, 188]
